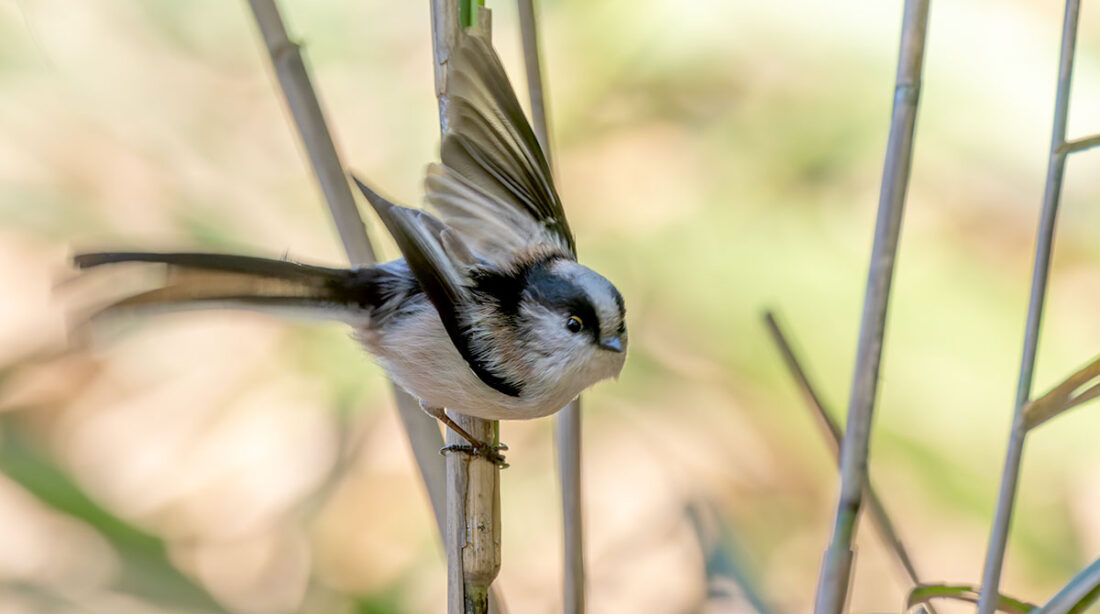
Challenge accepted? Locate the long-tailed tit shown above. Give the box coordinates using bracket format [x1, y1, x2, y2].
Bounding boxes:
[74, 32, 627, 461]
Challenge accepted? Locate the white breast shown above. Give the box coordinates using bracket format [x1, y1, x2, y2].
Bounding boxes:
[355, 306, 581, 420]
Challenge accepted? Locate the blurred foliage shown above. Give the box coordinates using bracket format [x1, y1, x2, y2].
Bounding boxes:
[0, 421, 227, 612]
[0, 0, 1098, 613]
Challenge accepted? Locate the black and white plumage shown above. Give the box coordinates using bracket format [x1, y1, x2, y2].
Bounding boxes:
[74, 32, 627, 423]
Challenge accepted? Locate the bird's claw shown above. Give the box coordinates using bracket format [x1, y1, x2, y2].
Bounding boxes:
[440, 443, 509, 468]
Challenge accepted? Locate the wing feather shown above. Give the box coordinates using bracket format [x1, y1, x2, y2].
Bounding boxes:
[352, 176, 521, 397]
[353, 177, 469, 319]
[428, 31, 576, 261]
[425, 165, 532, 251]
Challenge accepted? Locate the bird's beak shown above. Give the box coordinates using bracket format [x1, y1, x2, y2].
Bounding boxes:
[600, 336, 624, 353]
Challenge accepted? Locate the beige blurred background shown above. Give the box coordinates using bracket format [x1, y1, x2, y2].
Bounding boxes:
[1, 0, 1099, 612]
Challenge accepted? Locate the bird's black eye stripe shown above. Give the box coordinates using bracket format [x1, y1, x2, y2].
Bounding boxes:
[566, 300, 600, 342]
[525, 260, 602, 341]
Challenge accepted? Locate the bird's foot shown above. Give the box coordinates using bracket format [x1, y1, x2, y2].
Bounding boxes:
[420, 401, 508, 467]
[440, 443, 509, 467]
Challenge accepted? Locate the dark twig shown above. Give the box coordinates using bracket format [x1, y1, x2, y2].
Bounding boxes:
[763, 312, 933, 614]
[977, 2, 1082, 612]
[813, 1, 931, 611]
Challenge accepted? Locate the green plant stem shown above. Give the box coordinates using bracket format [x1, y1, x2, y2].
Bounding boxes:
[907, 584, 1036, 614]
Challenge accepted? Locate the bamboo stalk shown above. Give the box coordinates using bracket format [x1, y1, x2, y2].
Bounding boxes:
[431, 3, 502, 613]
[812, 1, 930, 611]
[764, 312, 933, 614]
[514, 3, 585, 612]
[976, 2, 1082, 612]
[244, 0, 449, 545]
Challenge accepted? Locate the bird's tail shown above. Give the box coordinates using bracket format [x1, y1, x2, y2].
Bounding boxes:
[73, 252, 386, 323]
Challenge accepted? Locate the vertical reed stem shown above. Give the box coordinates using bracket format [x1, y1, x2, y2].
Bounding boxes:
[431, 3, 502, 612]
[517, 0, 550, 154]
[555, 401, 584, 613]
[244, 0, 448, 534]
[515, 3, 585, 611]
[445, 415, 502, 614]
[765, 312, 933, 614]
[976, 2, 1081, 612]
[813, 1, 930, 611]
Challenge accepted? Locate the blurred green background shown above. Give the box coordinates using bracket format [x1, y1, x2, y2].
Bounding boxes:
[1, 0, 1099, 612]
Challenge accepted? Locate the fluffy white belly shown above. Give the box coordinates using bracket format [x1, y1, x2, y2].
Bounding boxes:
[356, 309, 577, 420]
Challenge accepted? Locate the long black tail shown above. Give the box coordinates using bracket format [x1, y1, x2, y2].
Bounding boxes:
[74, 252, 389, 321]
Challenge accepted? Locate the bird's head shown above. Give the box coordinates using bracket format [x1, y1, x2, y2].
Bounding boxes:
[512, 258, 627, 394]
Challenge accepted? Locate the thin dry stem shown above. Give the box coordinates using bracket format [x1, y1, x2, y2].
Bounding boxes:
[517, 0, 550, 155]
[1033, 557, 1100, 614]
[244, 0, 448, 546]
[514, 2, 585, 611]
[430, 3, 502, 613]
[246, 0, 373, 266]
[764, 312, 932, 613]
[1055, 133, 1100, 155]
[555, 401, 584, 613]
[1022, 354, 1100, 430]
[977, 2, 1082, 611]
[445, 414, 502, 614]
[814, 1, 930, 611]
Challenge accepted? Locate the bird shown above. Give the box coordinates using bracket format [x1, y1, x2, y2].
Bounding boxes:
[73, 32, 627, 463]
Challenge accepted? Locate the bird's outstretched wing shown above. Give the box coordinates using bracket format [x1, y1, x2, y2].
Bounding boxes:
[426, 31, 576, 264]
[353, 177, 521, 397]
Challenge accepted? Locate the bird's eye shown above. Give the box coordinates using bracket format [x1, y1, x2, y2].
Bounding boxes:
[566, 315, 583, 333]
